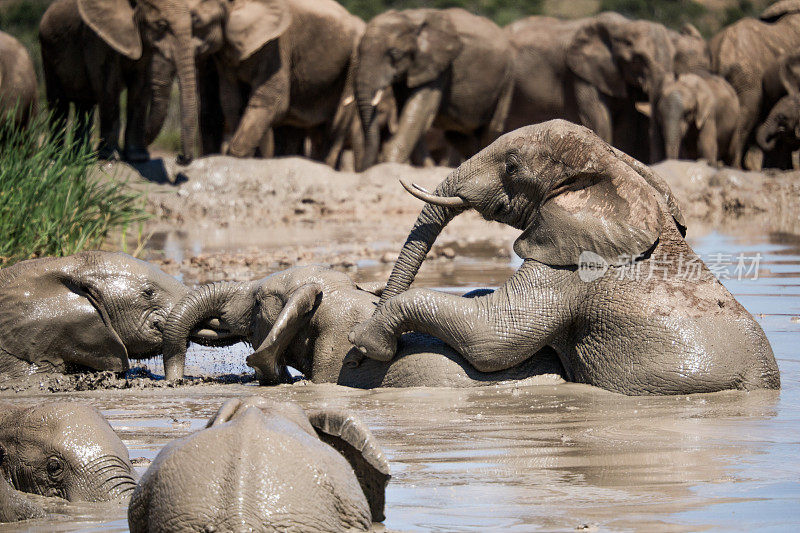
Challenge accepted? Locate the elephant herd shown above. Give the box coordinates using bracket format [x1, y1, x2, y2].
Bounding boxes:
[3, 0, 800, 169]
[0, 398, 390, 530]
[0, 119, 783, 529]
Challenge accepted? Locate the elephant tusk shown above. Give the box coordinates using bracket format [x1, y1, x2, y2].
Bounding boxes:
[342, 95, 354, 106]
[371, 89, 384, 107]
[400, 179, 467, 207]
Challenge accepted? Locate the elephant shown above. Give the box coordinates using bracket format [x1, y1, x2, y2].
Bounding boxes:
[38, 0, 226, 163]
[349, 120, 780, 396]
[649, 72, 739, 165]
[0, 31, 37, 129]
[0, 476, 45, 524]
[159, 264, 565, 386]
[710, 0, 800, 168]
[755, 53, 800, 169]
[0, 402, 136, 502]
[198, 0, 363, 164]
[128, 396, 389, 532]
[354, 8, 514, 171]
[506, 13, 701, 164]
[0, 251, 196, 380]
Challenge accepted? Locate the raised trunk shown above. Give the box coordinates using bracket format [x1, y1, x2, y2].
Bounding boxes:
[162, 281, 247, 380]
[378, 170, 464, 305]
[174, 30, 199, 165]
[146, 54, 176, 146]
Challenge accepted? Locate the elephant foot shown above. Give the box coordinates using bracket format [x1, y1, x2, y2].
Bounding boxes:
[123, 146, 150, 163]
[97, 144, 121, 161]
[348, 320, 397, 363]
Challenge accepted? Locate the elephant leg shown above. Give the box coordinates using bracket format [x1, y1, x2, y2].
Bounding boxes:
[698, 121, 719, 164]
[198, 59, 223, 155]
[218, 64, 244, 150]
[381, 85, 442, 164]
[74, 102, 94, 152]
[123, 60, 151, 162]
[574, 79, 613, 143]
[735, 85, 763, 170]
[351, 272, 567, 373]
[96, 74, 122, 160]
[227, 69, 290, 158]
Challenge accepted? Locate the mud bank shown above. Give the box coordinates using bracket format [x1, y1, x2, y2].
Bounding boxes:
[103, 156, 800, 283]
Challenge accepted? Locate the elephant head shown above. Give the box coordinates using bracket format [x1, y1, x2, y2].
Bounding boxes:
[128, 396, 390, 531]
[655, 74, 715, 159]
[161, 268, 329, 382]
[757, 53, 800, 151]
[0, 251, 188, 374]
[567, 13, 674, 101]
[671, 23, 711, 75]
[355, 9, 463, 169]
[378, 120, 686, 304]
[0, 402, 136, 502]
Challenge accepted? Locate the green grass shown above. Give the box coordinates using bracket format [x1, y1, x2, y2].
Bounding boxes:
[0, 111, 150, 266]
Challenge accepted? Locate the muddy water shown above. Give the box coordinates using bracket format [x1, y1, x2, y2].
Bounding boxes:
[2, 231, 799, 532]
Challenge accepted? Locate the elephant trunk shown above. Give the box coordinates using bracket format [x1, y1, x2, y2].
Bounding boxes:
[757, 117, 778, 152]
[378, 170, 465, 305]
[78, 454, 137, 502]
[661, 94, 684, 160]
[162, 281, 248, 380]
[356, 87, 381, 171]
[173, 23, 199, 165]
[146, 54, 176, 146]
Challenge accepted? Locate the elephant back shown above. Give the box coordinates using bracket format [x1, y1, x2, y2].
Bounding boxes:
[761, 0, 800, 21]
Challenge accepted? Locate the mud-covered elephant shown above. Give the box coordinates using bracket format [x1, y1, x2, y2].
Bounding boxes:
[0, 476, 45, 524]
[39, 0, 224, 162]
[349, 120, 780, 396]
[711, 0, 800, 168]
[159, 265, 565, 386]
[0, 251, 193, 380]
[197, 0, 363, 164]
[0, 402, 136, 502]
[649, 72, 739, 164]
[354, 8, 514, 170]
[0, 31, 37, 129]
[756, 52, 800, 169]
[128, 396, 389, 532]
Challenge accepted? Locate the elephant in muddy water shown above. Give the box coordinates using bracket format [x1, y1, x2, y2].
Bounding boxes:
[0, 31, 37, 129]
[38, 0, 226, 163]
[649, 72, 740, 165]
[711, 0, 800, 168]
[0, 402, 136, 503]
[160, 265, 565, 386]
[349, 120, 780, 396]
[0, 476, 45, 524]
[128, 396, 389, 532]
[354, 8, 514, 170]
[0, 251, 196, 381]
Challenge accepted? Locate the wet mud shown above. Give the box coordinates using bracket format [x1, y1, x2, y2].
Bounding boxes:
[2, 159, 799, 530]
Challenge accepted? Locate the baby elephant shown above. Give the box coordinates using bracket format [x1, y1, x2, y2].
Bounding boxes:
[0, 402, 136, 503]
[128, 396, 390, 532]
[161, 265, 564, 386]
[756, 52, 800, 169]
[651, 73, 739, 165]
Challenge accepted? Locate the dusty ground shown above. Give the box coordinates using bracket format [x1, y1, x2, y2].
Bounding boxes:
[103, 156, 800, 285]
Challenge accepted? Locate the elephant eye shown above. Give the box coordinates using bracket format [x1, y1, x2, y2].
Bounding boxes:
[388, 47, 404, 63]
[154, 19, 169, 33]
[46, 457, 65, 480]
[505, 156, 520, 176]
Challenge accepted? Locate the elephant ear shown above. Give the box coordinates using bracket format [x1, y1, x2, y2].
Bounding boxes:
[307, 409, 391, 523]
[225, 0, 292, 62]
[0, 269, 129, 372]
[407, 11, 463, 89]
[695, 79, 715, 129]
[77, 0, 141, 60]
[246, 283, 322, 380]
[761, 0, 800, 21]
[779, 54, 800, 95]
[514, 131, 664, 267]
[567, 19, 627, 98]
